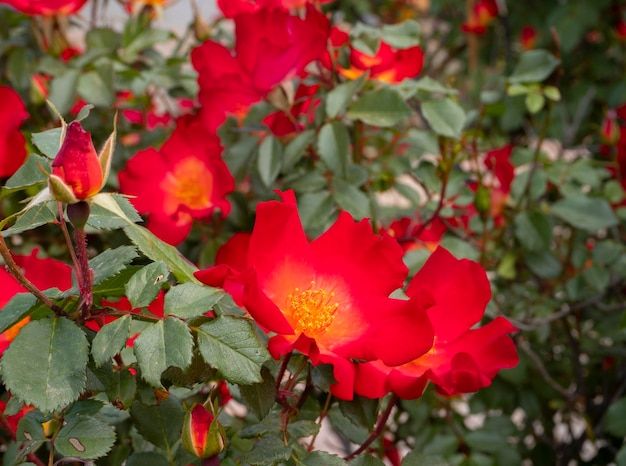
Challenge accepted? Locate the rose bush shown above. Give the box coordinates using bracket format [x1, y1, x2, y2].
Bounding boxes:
[0, 0, 624, 465]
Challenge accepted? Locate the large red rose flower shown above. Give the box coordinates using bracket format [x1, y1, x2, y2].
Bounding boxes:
[195, 191, 434, 400]
[0, 86, 29, 179]
[354, 247, 518, 399]
[0, 0, 87, 15]
[118, 115, 234, 245]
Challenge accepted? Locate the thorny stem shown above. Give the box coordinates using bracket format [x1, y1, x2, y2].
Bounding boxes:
[0, 234, 64, 315]
[57, 202, 84, 295]
[344, 394, 398, 461]
[73, 227, 93, 315]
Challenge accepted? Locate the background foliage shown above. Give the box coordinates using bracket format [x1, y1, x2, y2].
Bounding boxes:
[0, 0, 625, 465]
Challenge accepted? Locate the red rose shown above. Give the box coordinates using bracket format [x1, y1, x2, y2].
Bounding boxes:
[0, 86, 29, 178]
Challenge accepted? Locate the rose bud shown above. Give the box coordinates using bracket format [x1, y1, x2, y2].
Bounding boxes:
[600, 112, 620, 146]
[49, 121, 103, 203]
[182, 403, 226, 459]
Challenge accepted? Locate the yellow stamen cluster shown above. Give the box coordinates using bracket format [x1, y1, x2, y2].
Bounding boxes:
[287, 281, 339, 336]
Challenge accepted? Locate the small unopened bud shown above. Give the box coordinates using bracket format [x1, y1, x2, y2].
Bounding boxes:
[67, 201, 91, 229]
[474, 184, 491, 215]
[51, 121, 103, 201]
[182, 403, 226, 459]
[600, 112, 620, 146]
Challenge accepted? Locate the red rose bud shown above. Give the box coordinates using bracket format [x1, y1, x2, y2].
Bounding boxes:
[600, 112, 620, 146]
[520, 25, 537, 50]
[50, 121, 104, 202]
[182, 403, 226, 459]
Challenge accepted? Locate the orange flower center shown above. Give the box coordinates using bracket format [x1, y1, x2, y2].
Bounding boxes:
[162, 158, 213, 212]
[287, 281, 339, 336]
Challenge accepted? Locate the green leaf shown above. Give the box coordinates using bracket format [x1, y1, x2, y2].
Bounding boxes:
[124, 223, 200, 284]
[525, 92, 545, 114]
[105, 367, 137, 409]
[123, 28, 172, 59]
[347, 87, 412, 127]
[86, 28, 120, 51]
[287, 420, 320, 439]
[525, 250, 562, 279]
[508, 49, 560, 84]
[551, 196, 619, 231]
[514, 211, 552, 251]
[299, 451, 346, 466]
[126, 452, 171, 466]
[1, 318, 88, 413]
[125, 261, 168, 308]
[421, 98, 466, 139]
[0, 293, 37, 333]
[283, 129, 314, 171]
[134, 317, 193, 387]
[245, 437, 292, 466]
[93, 265, 141, 297]
[332, 178, 371, 220]
[91, 315, 131, 367]
[544, 86, 561, 101]
[197, 316, 270, 385]
[465, 431, 508, 453]
[257, 135, 282, 188]
[507, 83, 529, 96]
[4, 154, 50, 190]
[2, 200, 57, 236]
[90, 246, 138, 286]
[49, 69, 81, 115]
[55, 416, 116, 459]
[298, 190, 335, 235]
[77, 62, 115, 107]
[164, 282, 224, 319]
[239, 366, 276, 420]
[380, 19, 421, 48]
[317, 121, 350, 178]
[339, 396, 378, 431]
[326, 73, 368, 118]
[349, 455, 385, 466]
[402, 451, 450, 466]
[32, 127, 64, 158]
[87, 195, 143, 230]
[90, 193, 142, 226]
[130, 396, 185, 450]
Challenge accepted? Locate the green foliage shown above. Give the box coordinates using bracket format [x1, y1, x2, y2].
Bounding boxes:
[1, 318, 89, 412]
[0, 0, 625, 464]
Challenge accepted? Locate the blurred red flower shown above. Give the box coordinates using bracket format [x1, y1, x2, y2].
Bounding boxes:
[0, 86, 29, 179]
[263, 83, 320, 136]
[0, 0, 86, 15]
[354, 247, 518, 399]
[118, 115, 234, 245]
[520, 25, 537, 50]
[196, 191, 434, 400]
[340, 41, 424, 83]
[462, 0, 498, 35]
[192, 5, 329, 132]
